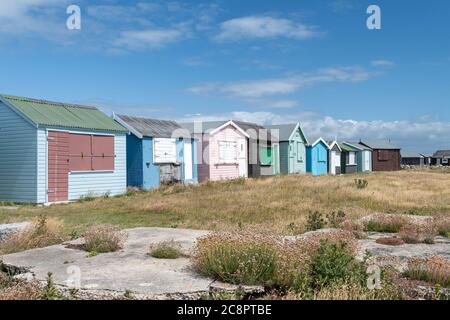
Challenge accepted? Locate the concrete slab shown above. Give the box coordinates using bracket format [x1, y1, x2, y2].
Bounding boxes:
[1, 227, 212, 298]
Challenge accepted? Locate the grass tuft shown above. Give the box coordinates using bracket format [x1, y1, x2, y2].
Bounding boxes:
[149, 240, 183, 259]
[83, 225, 126, 254]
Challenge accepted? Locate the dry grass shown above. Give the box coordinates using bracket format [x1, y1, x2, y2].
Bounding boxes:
[0, 216, 64, 255]
[193, 229, 358, 291]
[404, 256, 450, 287]
[363, 214, 409, 233]
[0, 171, 450, 235]
[83, 225, 127, 254]
[399, 222, 438, 244]
[0, 279, 43, 300]
[434, 217, 450, 238]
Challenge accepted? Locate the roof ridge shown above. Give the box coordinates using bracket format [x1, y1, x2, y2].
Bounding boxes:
[1, 94, 98, 110]
[117, 114, 179, 124]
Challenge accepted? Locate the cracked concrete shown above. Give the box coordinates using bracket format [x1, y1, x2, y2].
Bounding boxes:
[1, 227, 214, 298]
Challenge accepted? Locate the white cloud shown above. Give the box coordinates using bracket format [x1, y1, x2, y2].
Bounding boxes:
[371, 60, 396, 67]
[179, 111, 450, 153]
[114, 28, 185, 50]
[0, 0, 68, 37]
[187, 66, 378, 98]
[215, 16, 323, 42]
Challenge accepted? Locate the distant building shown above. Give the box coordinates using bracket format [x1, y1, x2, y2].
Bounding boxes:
[401, 152, 426, 166]
[432, 150, 450, 166]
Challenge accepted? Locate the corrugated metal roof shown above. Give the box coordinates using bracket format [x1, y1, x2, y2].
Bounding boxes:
[0, 94, 127, 132]
[339, 143, 359, 152]
[265, 124, 297, 141]
[116, 114, 185, 138]
[401, 152, 425, 158]
[344, 141, 372, 151]
[360, 140, 400, 150]
[432, 150, 450, 158]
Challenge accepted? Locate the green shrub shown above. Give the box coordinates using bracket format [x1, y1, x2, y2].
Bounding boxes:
[306, 211, 326, 231]
[311, 240, 365, 288]
[149, 240, 183, 259]
[354, 179, 368, 189]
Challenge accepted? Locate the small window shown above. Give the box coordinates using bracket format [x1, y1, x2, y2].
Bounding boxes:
[347, 152, 356, 165]
[260, 147, 272, 166]
[69, 134, 115, 172]
[218, 141, 237, 164]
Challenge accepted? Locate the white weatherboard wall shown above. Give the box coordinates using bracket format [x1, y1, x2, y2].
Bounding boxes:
[0, 101, 38, 203]
[36, 129, 127, 203]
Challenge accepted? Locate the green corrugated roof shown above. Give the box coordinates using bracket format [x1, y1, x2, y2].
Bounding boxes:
[339, 143, 359, 152]
[1, 94, 127, 132]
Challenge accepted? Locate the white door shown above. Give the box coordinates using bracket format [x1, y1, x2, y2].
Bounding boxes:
[184, 140, 193, 180]
[364, 151, 371, 171]
[237, 139, 247, 177]
[330, 151, 341, 175]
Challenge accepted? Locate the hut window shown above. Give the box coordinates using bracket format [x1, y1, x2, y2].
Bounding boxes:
[69, 134, 115, 172]
[153, 138, 177, 164]
[218, 141, 237, 164]
[260, 147, 272, 166]
[347, 152, 356, 165]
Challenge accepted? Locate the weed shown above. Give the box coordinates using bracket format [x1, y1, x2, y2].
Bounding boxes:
[83, 225, 126, 254]
[354, 179, 368, 189]
[327, 210, 346, 228]
[311, 240, 365, 288]
[306, 211, 325, 231]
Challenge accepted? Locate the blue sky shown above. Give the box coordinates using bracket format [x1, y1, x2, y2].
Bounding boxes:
[0, 0, 449, 153]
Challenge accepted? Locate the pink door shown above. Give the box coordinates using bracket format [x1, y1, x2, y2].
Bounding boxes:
[47, 131, 69, 202]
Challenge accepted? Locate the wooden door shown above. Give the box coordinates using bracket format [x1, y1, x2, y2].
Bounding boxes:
[47, 131, 69, 202]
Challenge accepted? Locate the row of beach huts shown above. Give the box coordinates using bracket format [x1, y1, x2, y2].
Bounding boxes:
[0, 94, 405, 204]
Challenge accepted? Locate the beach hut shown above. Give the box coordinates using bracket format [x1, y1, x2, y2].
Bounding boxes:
[0, 94, 128, 203]
[232, 120, 277, 177]
[327, 140, 342, 175]
[182, 120, 249, 182]
[113, 115, 198, 189]
[306, 138, 329, 176]
[360, 140, 401, 171]
[266, 123, 308, 175]
[339, 143, 359, 174]
[342, 142, 372, 172]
